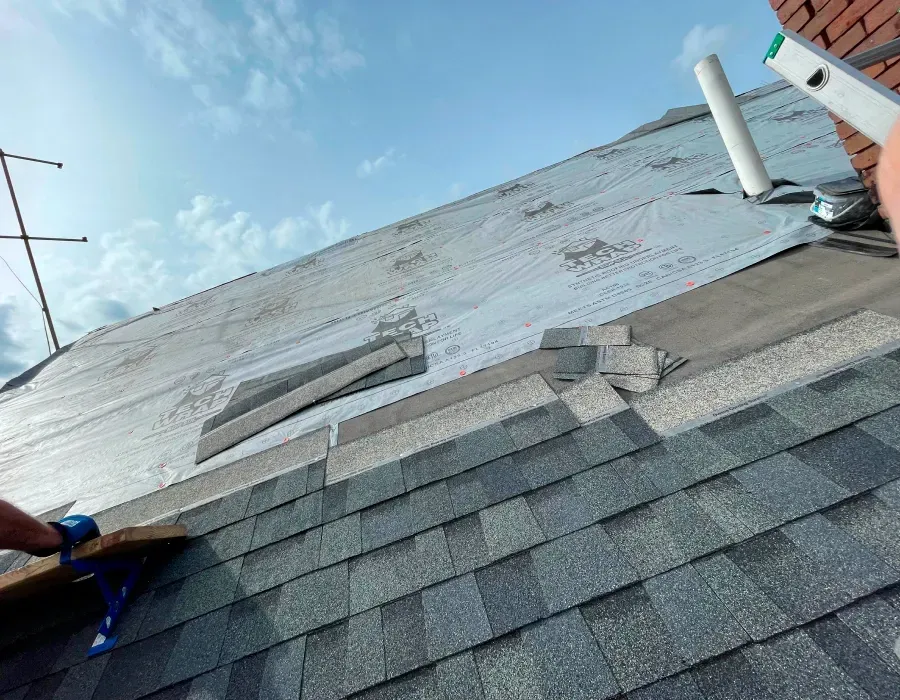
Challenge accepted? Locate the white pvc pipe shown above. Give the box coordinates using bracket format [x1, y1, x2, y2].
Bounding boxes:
[694, 54, 773, 196]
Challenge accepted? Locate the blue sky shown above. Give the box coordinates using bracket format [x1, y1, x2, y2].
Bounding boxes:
[0, 0, 781, 380]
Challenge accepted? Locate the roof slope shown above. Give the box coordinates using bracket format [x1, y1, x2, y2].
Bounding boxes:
[3, 345, 900, 698]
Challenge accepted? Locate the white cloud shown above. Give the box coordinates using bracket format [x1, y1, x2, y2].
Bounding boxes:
[673, 24, 731, 72]
[52, 0, 125, 24]
[243, 68, 292, 111]
[315, 14, 365, 77]
[192, 83, 243, 135]
[0, 193, 355, 381]
[356, 148, 396, 178]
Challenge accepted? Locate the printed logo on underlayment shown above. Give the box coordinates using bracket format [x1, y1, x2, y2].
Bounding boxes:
[245, 295, 301, 327]
[497, 182, 531, 198]
[98, 346, 156, 382]
[648, 154, 705, 171]
[393, 219, 427, 236]
[151, 374, 233, 432]
[523, 201, 568, 219]
[386, 247, 441, 274]
[365, 305, 439, 342]
[554, 237, 642, 276]
[284, 255, 319, 275]
[592, 147, 631, 162]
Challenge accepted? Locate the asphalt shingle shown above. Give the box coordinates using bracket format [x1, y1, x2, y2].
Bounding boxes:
[650, 490, 733, 560]
[693, 552, 791, 641]
[322, 480, 348, 522]
[858, 405, 900, 451]
[502, 406, 568, 450]
[629, 443, 696, 497]
[382, 593, 427, 679]
[688, 474, 780, 536]
[643, 565, 749, 664]
[93, 627, 180, 700]
[691, 652, 776, 700]
[555, 346, 597, 374]
[629, 674, 706, 700]
[825, 494, 900, 570]
[475, 552, 548, 636]
[177, 490, 252, 538]
[699, 403, 809, 464]
[422, 573, 492, 660]
[320, 513, 361, 567]
[217, 587, 284, 665]
[277, 562, 349, 638]
[344, 460, 405, 513]
[515, 434, 588, 490]
[53, 657, 109, 700]
[454, 423, 516, 471]
[660, 428, 741, 481]
[582, 584, 685, 693]
[224, 651, 267, 700]
[742, 630, 870, 700]
[435, 652, 484, 700]
[531, 523, 638, 613]
[604, 505, 687, 579]
[250, 491, 323, 550]
[185, 666, 232, 700]
[836, 596, 900, 676]
[478, 496, 544, 561]
[525, 478, 596, 539]
[807, 615, 900, 700]
[360, 480, 453, 552]
[444, 513, 490, 574]
[447, 455, 530, 517]
[257, 636, 306, 700]
[401, 441, 463, 491]
[540, 327, 582, 349]
[161, 608, 230, 687]
[237, 528, 321, 598]
[571, 419, 636, 468]
[790, 425, 900, 493]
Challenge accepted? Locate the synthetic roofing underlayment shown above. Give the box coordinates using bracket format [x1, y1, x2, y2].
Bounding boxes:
[0, 80, 859, 517]
[4, 322, 900, 699]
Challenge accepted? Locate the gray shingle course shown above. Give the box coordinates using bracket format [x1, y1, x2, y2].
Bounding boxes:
[691, 652, 776, 700]
[473, 633, 543, 700]
[555, 346, 597, 374]
[177, 489, 251, 537]
[161, 607, 230, 687]
[346, 609, 386, 696]
[218, 587, 284, 664]
[855, 354, 900, 389]
[214, 380, 288, 428]
[662, 428, 741, 481]
[609, 409, 658, 449]
[301, 623, 347, 700]
[435, 652, 484, 700]
[401, 441, 463, 491]
[628, 673, 706, 700]
[742, 630, 870, 700]
[699, 403, 809, 464]
[651, 490, 733, 560]
[836, 596, 900, 676]
[53, 656, 109, 700]
[307, 459, 326, 492]
[515, 434, 588, 490]
[790, 425, 900, 493]
[225, 650, 268, 700]
[689, 474, 780, 536]
[237, 528, 322, 599]
[603, 505, 687, 579]
[571, 419, 636, 469]
[259, 636, 306, 700]
[807, 615, 900, 700]
[360, 480, 453, 552]
[525, 478, 596, 539]
[531, 523, 638, 614]
[170, 558, 243, 627]
[581, 584, 685, 692]
[454, 423, 516, 471]
[382, 593, 428, 679]
[731, 451, 850, 521]
[444, 513, 490, 575]
[422, 573, 492, 660]
[278, 562, 349, 638]
[93, 626, 180, 700]
[858, 405, 900, 451]
[692, 553, 791, 641]
[826, 494, 900, 570]
[251, 490, 322, 550]
[502, 406, 567, 450]
[186, 666, 232, 700]
[475, 552, 548, 636]
[629, 443, 696, 496]
[478, 496, 544, 561]
[475, 454, 531, 505]
[320, 513, 361, 567]
[345, 460, 405, 513]
[322, 480, 348, 522]
[606, 455, 662, 503]
[643, 565, 749, 664]
[782, 514, 897, 599]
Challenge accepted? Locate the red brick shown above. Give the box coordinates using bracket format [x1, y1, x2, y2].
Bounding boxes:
[863, 61, 888, 78]
[813, 0, 831, 8]
[830, 21, 867, 56]
[877, 59, 900, 89]
[835, 120, 858, 139]
[814, 34, 828, 47]
[843, 131, 875, 154]
[863, 0, 900, 33]
[786, 4, 814, 30]
[771, 0, 789, 9]
[826, 0, 882, 41]
[828, 110, 843, 123]
[851, 144, 882, 170]
[778, 0, 808, 23]
[851, 14, 900, 54]
[801, 0, 849, 40]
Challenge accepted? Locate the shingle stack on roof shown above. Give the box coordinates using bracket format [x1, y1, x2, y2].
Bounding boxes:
[545, 325, 685, 391]
[3, 342, 900, 699]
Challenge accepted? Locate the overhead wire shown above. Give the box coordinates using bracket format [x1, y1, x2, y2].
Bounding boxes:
[0, 251, 52, 356]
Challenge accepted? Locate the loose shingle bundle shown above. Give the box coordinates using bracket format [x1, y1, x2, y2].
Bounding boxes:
[545, 325, 685, 392]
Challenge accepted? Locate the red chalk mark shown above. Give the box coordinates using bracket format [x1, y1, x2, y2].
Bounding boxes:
[282, 437, 290, 444]
[668, 191, 674, 195]
[459, 370, 466, 376]
[525, 322, 532, 327]
[637, 238, 644, 243]
[453, 266, 459, 270]
[159, 462, 167, 468]
[473, 305, 478, 309]
[763, 229, 771, 235]
[158, 482, 165, 489]
[128, 430, 133, 435]
[686, 281, 695, 287]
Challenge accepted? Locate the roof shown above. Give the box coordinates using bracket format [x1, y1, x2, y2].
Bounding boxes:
[2, 321, 900, 698]
[0, 79, 859, 518]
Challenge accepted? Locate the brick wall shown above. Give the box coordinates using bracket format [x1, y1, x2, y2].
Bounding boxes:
[770, 0, 900, 219]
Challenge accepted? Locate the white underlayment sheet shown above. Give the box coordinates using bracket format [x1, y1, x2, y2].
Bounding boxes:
[0, 84, 856, 516]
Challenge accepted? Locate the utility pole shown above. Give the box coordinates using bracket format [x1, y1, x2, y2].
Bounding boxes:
[0, 149, 87, 352]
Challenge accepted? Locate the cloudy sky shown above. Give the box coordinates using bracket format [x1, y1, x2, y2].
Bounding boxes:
[0, 0, 781, 381]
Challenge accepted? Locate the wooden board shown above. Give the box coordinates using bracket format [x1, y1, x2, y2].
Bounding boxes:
[0, 525, 187, 602]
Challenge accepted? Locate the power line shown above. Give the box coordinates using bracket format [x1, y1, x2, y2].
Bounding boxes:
[0, 252, 41, 308]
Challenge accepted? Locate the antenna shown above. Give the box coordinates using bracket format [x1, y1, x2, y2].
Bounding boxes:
[0, 149, 88, 352]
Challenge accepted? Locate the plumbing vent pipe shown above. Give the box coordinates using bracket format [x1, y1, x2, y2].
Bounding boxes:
[694, 54, 773, 196]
